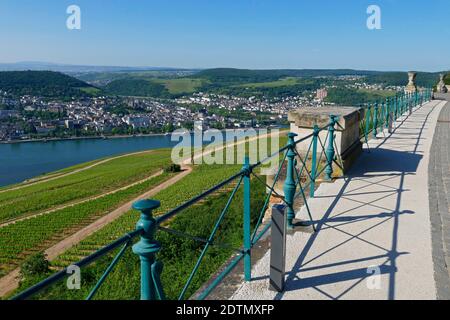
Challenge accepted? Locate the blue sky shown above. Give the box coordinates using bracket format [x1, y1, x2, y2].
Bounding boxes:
[0, 0, 449, 71]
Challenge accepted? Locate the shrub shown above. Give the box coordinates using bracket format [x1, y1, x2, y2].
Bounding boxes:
[164, 164, 181, 173]
[20, 252, 50, 279]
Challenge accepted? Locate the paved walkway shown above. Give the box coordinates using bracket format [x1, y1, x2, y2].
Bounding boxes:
[429, 95, 450, 299]
[232, 99, 447, 300]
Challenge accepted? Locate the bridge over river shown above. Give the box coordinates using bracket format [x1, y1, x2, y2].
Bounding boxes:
[232, 96, 450, 300]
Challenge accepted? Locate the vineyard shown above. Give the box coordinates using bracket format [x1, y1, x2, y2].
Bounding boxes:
[0, 172, 173, 277]
[5, 133, 288, 299]
[0, 149, 172, 223]
[17, 164, 268, 300]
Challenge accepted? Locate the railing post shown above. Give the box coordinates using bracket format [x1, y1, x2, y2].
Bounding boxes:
[310, 125, 319, 198]
[365, 104, 371, 141]
[407, 93, 411, 113]
[324, 116, 337, 181]
[394, 96, 398, 120]
[385, 98, 390, 130]
[401, 94, 405, 115]
[132, 199, 165, 300]
[242, 156, 251, 282]
[373, 102, 378, 139]
[388, 98, 394, 134]
[400, 94, 404, 115]
[284, 132, 298, 229]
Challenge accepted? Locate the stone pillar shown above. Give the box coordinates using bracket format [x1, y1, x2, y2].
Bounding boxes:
[405, 71, 418, 93]
[288, 106, 364, 173]
[437, 74, 448, 93]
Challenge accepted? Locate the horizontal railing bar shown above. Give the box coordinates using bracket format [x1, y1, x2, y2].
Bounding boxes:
[250, 124, 329, 170]
[11, 229, 141, 300]
[156, 172, 243, 225]
[158, 226, 244, 255]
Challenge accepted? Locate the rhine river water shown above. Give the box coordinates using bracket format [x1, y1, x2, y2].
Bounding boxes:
[0, 135, 178, 187]
[0, 129, 272, 187]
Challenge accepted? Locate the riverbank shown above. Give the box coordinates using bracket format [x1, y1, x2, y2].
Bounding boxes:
[0, 133, 169, 145]
[0, 125, 287, 145]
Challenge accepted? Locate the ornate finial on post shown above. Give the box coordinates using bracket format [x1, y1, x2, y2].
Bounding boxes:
[310, 125, 319, 198]
[132, 199, 165, 300]
[284, 132, 298, 229]
[325, 115, 338, 181]
[405, 71, 417, 94]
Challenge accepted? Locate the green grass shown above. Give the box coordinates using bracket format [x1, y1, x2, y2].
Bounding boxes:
[235, 77, 300, 88]
[17, 164, 267, 300]
[79, 87, 102, 95]
[0, 149, 172, 223]
[9, 134, 289, 299]
[154, 78, 205, 94]
[0, 172, 174, 277]
[357, 88, 397, 98]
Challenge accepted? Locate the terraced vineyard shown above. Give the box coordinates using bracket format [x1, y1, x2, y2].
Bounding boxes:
[0, 172, 173, 277]
[0, 149, 172, 223]
[0, 149, 178, 278]
[6, 133, 288, 299]
[23, 164, 267, 300]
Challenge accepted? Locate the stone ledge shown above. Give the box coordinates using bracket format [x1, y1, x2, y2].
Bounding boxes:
[288, 106, 364, 130]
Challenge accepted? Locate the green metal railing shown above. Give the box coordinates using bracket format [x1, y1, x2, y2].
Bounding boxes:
[11, 88, 432, 301]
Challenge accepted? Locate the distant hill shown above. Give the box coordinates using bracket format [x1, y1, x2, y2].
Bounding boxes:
[0, 71, 98, 98]
[0, 61, 190, 73]
[66, 67, 445, 99]
[194, 68, 380, 84]
[365, 72, 440, 88]
[104, 79, 171, 98]
[195, 68, 441, 87]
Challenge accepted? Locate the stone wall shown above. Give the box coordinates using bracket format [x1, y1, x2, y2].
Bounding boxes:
[288, 106, 364, 173]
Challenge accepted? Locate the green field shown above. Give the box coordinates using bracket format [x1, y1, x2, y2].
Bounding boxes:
[357, 88, 397, 98]
[235, 77, 300, 88]
[79, 87, 102, 95]
[15, 164, 266, 300]
[8, 135, 289, 300]
[0, 172, 173, 277]
[0, 149, 180, 277]
[0, 150, 173, 224]
[154, 78, 205, 94]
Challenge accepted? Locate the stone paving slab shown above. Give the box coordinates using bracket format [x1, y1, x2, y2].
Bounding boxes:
[428, 95, 450, 299]
[231, 100, 446, 300]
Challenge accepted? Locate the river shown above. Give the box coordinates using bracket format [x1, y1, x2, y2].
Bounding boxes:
[0, 129, 275, 187]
